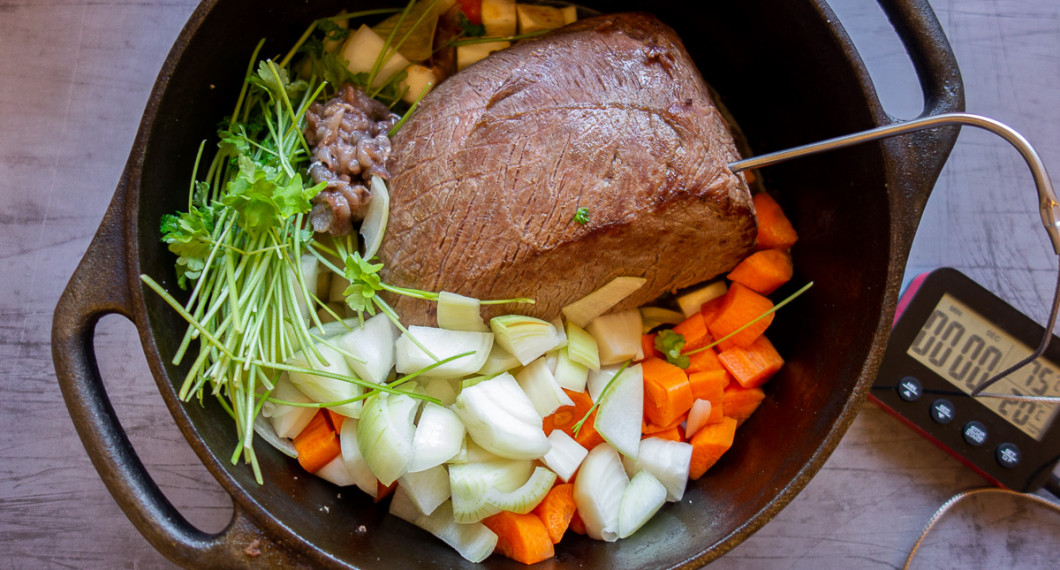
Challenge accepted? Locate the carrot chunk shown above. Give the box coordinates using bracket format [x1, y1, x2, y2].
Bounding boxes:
[727, 248, 794, 295]
[645, 425, 683, 442]
[640, 333, 662, 361]
[699, 295, 727, 326]
[753, 192, 798, 250]
[723, 385, 767, 425]
[688, 416, 737, 479]
[568, 509, 587, 535]
[717, 335, 784, 389]
[483, 511, 556, 565]
[685, 346, 723, 374]
[688, 370, 728, 425]
[672, 311, 711, 352]
[641, 358, 694, 428]
[543, 389, 605, 450]
[325, 408, 346, 432]
[532, 483, 577, 544]
[707, 282, 775, 350]
[293, 410, 341, 474]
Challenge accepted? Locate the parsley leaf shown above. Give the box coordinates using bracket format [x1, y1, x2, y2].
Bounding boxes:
[574, 207, 590, 225]
[160, 204, 217, 289]
[343, 253, 385, 315]
[655, 329, 690, 369]
[221, 155, 321, 236]
[459, 13, 486, 37]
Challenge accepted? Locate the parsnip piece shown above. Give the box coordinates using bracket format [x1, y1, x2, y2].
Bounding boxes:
[341, 24, 411, 89]
[481, 0, 517, 36]
[456, 40, 511, 71]
[516, 4, 566, 34]
[400, 64, 438, 105]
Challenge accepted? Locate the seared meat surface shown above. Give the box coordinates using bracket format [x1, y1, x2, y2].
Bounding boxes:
[382, 13, 757, 323]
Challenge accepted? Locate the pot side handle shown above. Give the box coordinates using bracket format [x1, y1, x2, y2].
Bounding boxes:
[51, 177, 292, 568]
[876, 0, 966, 245]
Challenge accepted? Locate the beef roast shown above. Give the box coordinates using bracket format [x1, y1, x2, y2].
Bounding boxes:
[381, 13, 757, 323]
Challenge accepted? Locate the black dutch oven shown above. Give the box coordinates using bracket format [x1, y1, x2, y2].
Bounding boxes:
[52, 0, 964, 567]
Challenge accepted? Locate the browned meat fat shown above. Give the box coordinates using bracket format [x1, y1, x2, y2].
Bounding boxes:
[382, 13, 757, 323]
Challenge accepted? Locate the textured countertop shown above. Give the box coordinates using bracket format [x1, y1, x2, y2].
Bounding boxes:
[2, 0, 1058, 567]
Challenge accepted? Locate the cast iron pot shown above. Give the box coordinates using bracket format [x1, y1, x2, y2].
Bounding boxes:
[52, 0, 964, 567]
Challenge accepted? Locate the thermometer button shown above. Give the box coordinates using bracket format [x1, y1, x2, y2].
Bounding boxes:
[929, 399, 955, 424]
[962, 421, 988, 447]
[995, 443, 1021, 468]
[897, 376, 922, 402]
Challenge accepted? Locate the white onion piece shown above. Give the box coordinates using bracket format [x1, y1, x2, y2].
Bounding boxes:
[408, 499, 499, 564]
[399, 464, 451, 516]
[447, 437, 502, 465]
[587, 309, 644, 365]
[573, 443, 628, 542]
[451, 373, 550, 460]
[316, 454, 357, 487]
[553, 346, 589, 393]
[638, 306, 685, 334]
[395, 325, 494, 379]
[541, 430, 588, 483]
[489, 315, 565, 366]
[515, 357, 574, 417]
[407, 403, 465, 473]
[562, 276, 646, 328]
[356, 390, 419, 486]
[565, 321, 601, 370]
[360, 175, 390, 259]
[684, 399, 714, 439]
[676, 280, 727, 318]
[253, 414, 298, 459]
[334, 313, 397, 385]
[622, 437, 693, 502]
[450, 459, 533, 523]
[421, 377, 459, 407]
[587, 364, 624, 402]
[594, 363, 643, 459]
[287, 343, 363, 418]
[437, 291, 489, 332]
[338, 418, 380, 498]
[484, 466, 556, 514]
[476, 343, 522, 376]
[263, 373, 317, 440]
[389, 485, 422, 522]
[617, 470, 667, 539]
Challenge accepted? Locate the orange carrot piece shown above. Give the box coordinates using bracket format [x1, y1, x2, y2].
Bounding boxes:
[707, 282, 774, 350]
[699, 295, 727, 326]
[532, 483, 577, 544]
[543, 389, 591, 435]
[325, 409, 346, 432]
[753, 192, 798, 250]
[688, 370, 728, 425]
[718, 335, 784, 389]
[688, 416, 737, 479]
[642, 412, 687, 435]
[640, 333, 662, 361]
[483, 511, 556, 565]
[572, 408, 606, 451]
[641, 358, 694, 428]
[727, 248, 794, 295]
[673, 311, 711, 352]
[646, 425, 683, 442]
[568, 509, 587, 535]
[723, 385, 766, 425]
[685, 346, 723, 374]
[376, 480, 398, 503]
[293, 410, 341, 474]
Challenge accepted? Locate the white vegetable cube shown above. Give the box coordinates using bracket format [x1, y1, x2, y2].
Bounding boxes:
[456, 40, 511, 71]
[676, 280, 727, 317]
[622, 437, 693, 502]
[356, 390, 419, 486]
[481, 0, 517, 36]
[341, 24, 411, 89]
[451, 373, 550, 460]
[684, 399, 714, 439]
[476, 342, 522, 375]
[394, 325, 494, 378]
[450, 459, 534, 523]
[399, 464, 451, 516]
[335, 313, 398, 386]
[315, 454, 358, 488]
[541, 430, 588, 482]
[437, 291, 488, 332]
[618, 470, 667, 538]
[400, 64, 439, 105]
[562, 276, 646, 328]
[263, 372, 317, 439]
[553, 346, 589, 392]
[587, 309, 644, 365]
[286, 343, 363, 418]
[516, 4, 566, 34]
[515, 357, 574, 417]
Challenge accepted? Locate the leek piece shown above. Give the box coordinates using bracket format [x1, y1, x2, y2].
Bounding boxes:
[587, 309, 644, 365]
[334, 313, 398, 385]
[262, 372, 317, 439]
[356, 389, 419, 485]
[489, 314, 565, 365]
[622, 437, 693, 502]
[316, 455, 357, 488]
[594, 363, 643, 459]
[399, 464, 451, 516]
[450, 459, 533, 523]
[553, 346, 589, 392]
[540, 430, 587, 482]
[451, 373, 551, 459]
[573, 443, 628, 542]
[515, 357, 574, 417]
[565, 321, 601, 370]
[407, 403, 465, 473]
[639, 306, 685, 334]
[676, 280, 727, 318]
[476, 343, 522, 375]
[287, 343, 363, 418]
[484, 466, 556, 514]
[437, 291, 489, 332]
[562, 276, 646, 328]
[339, 418, 381, 498]
[617, 470, 667, 539]
[395, 325, 494, 378]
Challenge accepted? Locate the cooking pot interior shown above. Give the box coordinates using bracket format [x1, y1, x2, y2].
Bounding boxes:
[136, 0, 891, 566]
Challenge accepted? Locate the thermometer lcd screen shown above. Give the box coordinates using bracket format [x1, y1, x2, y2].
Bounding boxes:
[906, 293, 1060, 440]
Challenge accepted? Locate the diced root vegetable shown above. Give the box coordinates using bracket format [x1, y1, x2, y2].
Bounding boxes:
[399, 64, 439, 105]
[489, 315, 564, 366]
[684, 399, 714, 439]
[287, 343, 363, 418]
[622, 437, 692, 502]
[456, 40, 511, 70]
[689, 416, 737, 479]
[676, 281, 728, 318]
[617, 470, 667, 539]
[727, 248, 794, 295]
[335, 313, 398, 386]
[553, 346, 589, 392]
[360, 176, 390, 259]
[452, 373, 551, 459]
[753, 192, 799, 250]
[293, 410, 341, 474]
[723, 385, 766, 425]
[392, 494, 499, 564]
[341, 24, 411, 89]
[573, 443, 628, 542]
[316, 454, 357, 487]
[532, 483, 577, 544]
[587, 309, 643, 365]
[399, 464, 451, 516]
[541, 430, 588, 482]
[477, 343, 522, 375]
[565, 321, 601, 370]
[639, 306, 685, 333]
[356, 390, 419, 486]
[516, 357, 575, 417]
[264, 373, 317, 439]
[641, 357, 694, 428]
[562, 276, 647, 328]
[484, 466, 557, 514]
[437, 291, 489, 332]
[718, 335, 783, 389]
[480, 0, 517, 36]
[516, 4, 567, 33]
[394, 325, 494, 378]
[483, 510, 555, 565]
[707, 283, 775, 350]
[450, 459, 534, 523]
[339, 419, 381, 498]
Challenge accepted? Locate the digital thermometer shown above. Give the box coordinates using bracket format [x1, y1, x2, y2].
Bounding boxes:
[870, 267, 1060, 491]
